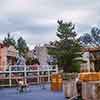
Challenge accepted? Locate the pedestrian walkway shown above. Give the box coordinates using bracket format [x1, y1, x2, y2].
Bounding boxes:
[0, 85, 66, 100]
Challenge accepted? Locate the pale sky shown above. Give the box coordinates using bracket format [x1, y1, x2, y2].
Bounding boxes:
[0, 0, 100, 49]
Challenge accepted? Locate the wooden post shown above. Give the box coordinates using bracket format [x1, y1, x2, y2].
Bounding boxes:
[9, 66, 12, 87]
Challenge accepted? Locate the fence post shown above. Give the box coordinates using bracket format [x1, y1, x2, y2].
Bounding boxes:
[56, 65, 58, 74]
[37, 65, 40, 84]
[9, 66, 12, 87]
[24, 65, 27, 85]
[48, 65, 50, 83]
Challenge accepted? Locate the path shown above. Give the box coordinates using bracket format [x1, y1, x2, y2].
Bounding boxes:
[0, 85, 66, 100]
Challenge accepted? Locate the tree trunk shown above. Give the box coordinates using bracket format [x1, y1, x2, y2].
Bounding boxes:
[63, 64, 72, 72]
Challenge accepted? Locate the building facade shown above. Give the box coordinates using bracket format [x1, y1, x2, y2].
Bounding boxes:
[81, 48, 100, 72]
[33, 45, 57, 66]
[33, 46, 48, 65]
[0, 43, 17, 71]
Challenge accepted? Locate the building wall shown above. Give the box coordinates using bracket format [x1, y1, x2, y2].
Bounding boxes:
[34, 46, 48, 65]
[0, 45, 17, 71]
[81, 51, 95, 72]
[33, 45, 58, 66]
[0, 46, 7, 70]
[7, 46, 17, 65]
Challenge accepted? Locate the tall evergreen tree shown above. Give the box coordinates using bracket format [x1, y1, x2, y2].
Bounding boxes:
[17, 37, 29, 56]
[49, 20, 82, 72]
[3, 33, 16, 48]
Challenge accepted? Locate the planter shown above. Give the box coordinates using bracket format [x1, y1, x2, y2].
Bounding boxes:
[51, 74, 63, 92]
[63, 73, 78, 98]
[79, 72, 100, 81]
[82, 82, 98, 100]
[64, 80, 98, 99]
[63, 72, 100, 99]
[63, 80, 77, 98]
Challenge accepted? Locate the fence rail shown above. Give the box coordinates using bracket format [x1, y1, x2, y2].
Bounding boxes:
[0, 65, 58, 87]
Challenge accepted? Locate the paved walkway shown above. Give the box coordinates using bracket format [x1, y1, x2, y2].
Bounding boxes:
[0, 85, 66, 100]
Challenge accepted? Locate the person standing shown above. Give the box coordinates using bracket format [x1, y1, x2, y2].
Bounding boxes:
[18, 80, 24, 93]
[76, 78, 83, 100]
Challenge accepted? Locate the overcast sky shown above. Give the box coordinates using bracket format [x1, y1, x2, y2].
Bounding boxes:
[0, 0, 100, 49]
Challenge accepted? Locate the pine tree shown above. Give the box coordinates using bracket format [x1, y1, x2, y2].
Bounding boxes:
[17, 37, 29, 56]
[49, 20, 82, 72]
[3, 33, 16, 48]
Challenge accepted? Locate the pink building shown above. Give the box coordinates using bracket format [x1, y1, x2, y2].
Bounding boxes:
[0, 43, 17, 71]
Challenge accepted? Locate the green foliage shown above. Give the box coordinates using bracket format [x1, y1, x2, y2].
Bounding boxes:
[26, 57, 33, 65]
[3, 33, 16, 48]
[79, 27, 100, 47]
[17, 37, 29, 56]
[32, 58, 40, 65]
[71, 63, 80, 72]
[26, 57, 40, 65]
[49, 20, 82, 72]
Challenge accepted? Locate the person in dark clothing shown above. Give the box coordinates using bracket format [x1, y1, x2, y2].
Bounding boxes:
[76, 79, 83, 100]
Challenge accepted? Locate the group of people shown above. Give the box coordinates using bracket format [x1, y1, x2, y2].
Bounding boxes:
[17, 77, 46, 93]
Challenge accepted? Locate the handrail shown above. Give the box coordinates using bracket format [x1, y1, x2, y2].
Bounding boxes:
[0, 65, 58, 87]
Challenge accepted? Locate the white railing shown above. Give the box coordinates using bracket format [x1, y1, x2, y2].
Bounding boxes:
[0, 65, 58, 87]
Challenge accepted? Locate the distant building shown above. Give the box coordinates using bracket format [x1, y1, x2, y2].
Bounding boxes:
[81, 48, 100, 72]
[33, 45, 57, 66]
[33, 46, 48, 65]
[0, 43, 17, 71]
